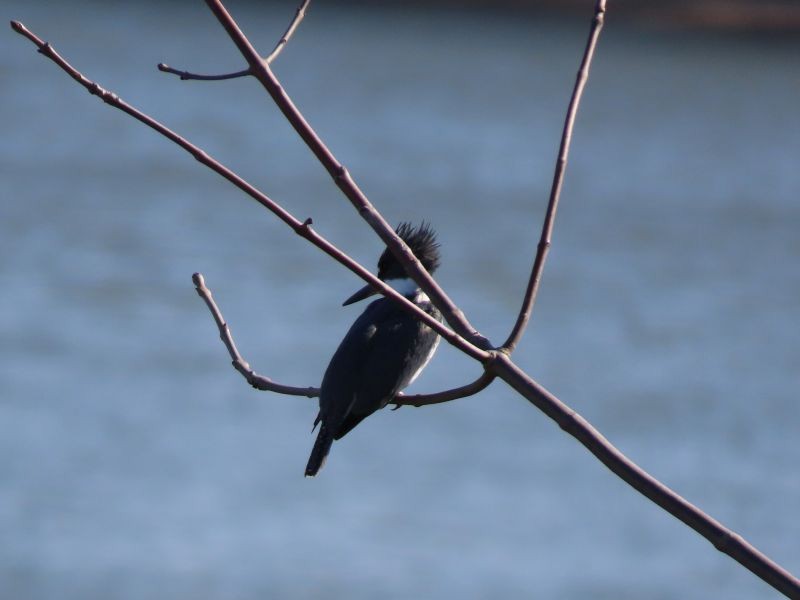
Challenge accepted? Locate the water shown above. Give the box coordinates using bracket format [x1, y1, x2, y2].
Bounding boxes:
[2, 2, 799, 598]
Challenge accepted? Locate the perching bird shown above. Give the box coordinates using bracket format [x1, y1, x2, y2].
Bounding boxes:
[305, 222, 442, 476]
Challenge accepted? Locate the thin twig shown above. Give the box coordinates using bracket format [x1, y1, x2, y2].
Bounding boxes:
[157, 64, 250, 81]
[8, 21, 487, 364]
[158, 0, 310, 82]
[193, 273, 319, 396]
[501, 0, 607, 353]
[202, 0, 492, 353]
[395, 372, 495, 407]
[265, 0, 310, 63]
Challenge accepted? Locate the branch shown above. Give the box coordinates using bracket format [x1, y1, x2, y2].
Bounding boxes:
[394, 372, 495, 407]
[158, 65, 249, 81]
[265, 0, 310, 64]
[501, 0, 606, 353]
[158, 0, 310, 81]
[193, 271, 493, 405]
[488, 354, 800, 599]
[202, 0, 491, 352]
[13, 11, 800, 598]
[8, 20, 488, 366]
[195, 4, 800, 594]
[193, 272, 318, 396]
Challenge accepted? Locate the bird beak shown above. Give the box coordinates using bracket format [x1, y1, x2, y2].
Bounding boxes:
[342, 283, 378, 306]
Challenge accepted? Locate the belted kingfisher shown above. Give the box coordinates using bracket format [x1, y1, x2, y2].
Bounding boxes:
[305, 222, 442, 477]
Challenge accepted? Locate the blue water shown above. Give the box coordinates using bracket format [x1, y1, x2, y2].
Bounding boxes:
[2, 2, 799, 598]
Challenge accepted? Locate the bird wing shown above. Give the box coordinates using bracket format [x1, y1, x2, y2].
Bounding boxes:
[354, 303, 438, 413]
[317, 299, 384, 435]
[319, 298, 441, 440]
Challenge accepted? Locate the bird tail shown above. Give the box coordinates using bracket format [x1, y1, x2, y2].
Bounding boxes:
[305, 421, 333, 477]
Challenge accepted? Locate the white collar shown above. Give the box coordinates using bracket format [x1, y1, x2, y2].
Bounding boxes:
[387, 277, 423, 299]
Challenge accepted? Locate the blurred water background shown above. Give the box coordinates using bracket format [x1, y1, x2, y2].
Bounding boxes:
[2, 1, 799, 598]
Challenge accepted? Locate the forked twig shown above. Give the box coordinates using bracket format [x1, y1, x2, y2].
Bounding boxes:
[194, 271, 493, 406]
[186, 3, 800, 594]
[501, 1, 607, 353]
[158, 0, 310, 81]
[202, 0, 492, 352]
[12, 5, 800, 597]
[161, 0, 489, 349]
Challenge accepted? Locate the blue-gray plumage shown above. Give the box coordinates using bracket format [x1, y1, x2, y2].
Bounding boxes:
[305, 222, 442, 477]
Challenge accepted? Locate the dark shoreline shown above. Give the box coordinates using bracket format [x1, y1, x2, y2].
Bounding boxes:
[334, 0, 800, 32]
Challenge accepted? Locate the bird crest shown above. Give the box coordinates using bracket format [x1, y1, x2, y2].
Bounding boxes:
[378, 221, 441, 279]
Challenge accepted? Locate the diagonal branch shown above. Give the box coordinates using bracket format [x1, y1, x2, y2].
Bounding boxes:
[158, 0, 310, 81]
[193, 271, 495, 405]
[8, 20, 488, 365]
[202, 0, 491, 352]
[488, 353, 800, 599]
[501, 0, 607, 353]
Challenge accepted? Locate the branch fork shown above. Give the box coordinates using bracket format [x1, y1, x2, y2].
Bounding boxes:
[158, 0, 310, 81]
[12, 1, 800, 596]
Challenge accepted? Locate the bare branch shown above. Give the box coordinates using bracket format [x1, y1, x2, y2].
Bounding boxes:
[266, 0, 310, 64]
[157, 64, 250, 81]
[202, 0, 492, 352]
[8, 20, 488, 364]
[13, 8, 800, 597]
[193, 272, 319, 396]
[158, 0, 310, 82]
[488, 353, 800, 599]
[501, 0, 607, 353]
[193, 271, 494, 405]
[394, 372, 495, 407]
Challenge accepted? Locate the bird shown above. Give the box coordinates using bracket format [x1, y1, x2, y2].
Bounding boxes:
[305, 222, 442, 477]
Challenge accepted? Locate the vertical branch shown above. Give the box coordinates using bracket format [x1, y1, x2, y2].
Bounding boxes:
[501, 0, 607, 353]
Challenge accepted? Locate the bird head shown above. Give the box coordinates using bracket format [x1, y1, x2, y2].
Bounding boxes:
[343, 221, 440, 306]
